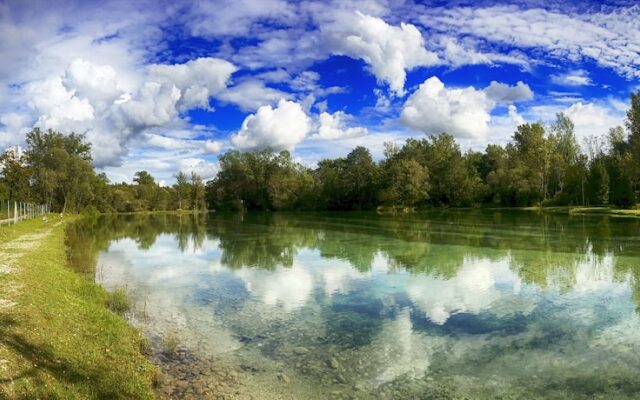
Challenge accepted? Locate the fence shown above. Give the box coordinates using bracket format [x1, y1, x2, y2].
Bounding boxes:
[0, 200, 49, 226]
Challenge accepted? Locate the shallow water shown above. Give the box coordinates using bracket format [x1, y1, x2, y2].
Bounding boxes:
[67, 211, 640, 399]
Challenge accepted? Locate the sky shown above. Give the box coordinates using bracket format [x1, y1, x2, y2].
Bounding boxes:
[1, 0, 639, 185]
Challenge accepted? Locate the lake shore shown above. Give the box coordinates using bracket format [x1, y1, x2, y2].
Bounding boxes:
[515, 206, 640, 218]
[0, 216, 157, 399]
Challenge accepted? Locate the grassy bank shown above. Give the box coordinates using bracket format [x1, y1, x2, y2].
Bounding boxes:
[0, 216, 157, 399]
[516, 205, 640, 218]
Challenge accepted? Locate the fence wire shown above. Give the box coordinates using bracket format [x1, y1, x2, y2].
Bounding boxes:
[0, 200, 49, 226]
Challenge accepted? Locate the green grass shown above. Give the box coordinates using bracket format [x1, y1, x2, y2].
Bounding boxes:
[568, 206, 640, 217]
[514, 205, 640, 218]
[0, 216, 157, 399]
[107, 286, 131, 315]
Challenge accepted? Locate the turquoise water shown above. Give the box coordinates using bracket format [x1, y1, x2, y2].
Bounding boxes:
[68, 211, 640, 399]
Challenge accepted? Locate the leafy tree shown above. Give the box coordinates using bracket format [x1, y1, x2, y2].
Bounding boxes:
[174, 171, 191, 210]
[0, 148, 31, 201]
[190, 172, 206, 211]
[379, 158, 429, 206]
[25, 128, 94, 212]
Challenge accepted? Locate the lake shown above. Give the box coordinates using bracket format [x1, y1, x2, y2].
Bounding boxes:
[66, 211, 640, 399]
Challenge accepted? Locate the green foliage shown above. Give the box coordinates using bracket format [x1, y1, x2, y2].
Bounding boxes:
[4, 93, 640, 213]
[0, 217, 156, 398]
[108, 286, 131, 314]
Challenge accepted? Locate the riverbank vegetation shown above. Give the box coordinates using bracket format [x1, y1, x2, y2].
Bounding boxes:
[0, 129, 207, 214]
[2, 90, 640, 214]
[0, 217, 156, 399]
[208, 90, 640, 211]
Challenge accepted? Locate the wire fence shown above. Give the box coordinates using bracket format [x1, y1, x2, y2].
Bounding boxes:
[0, 200, 49, 226]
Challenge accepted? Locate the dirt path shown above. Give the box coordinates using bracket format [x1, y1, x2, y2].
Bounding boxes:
[0, 221, 61, 310]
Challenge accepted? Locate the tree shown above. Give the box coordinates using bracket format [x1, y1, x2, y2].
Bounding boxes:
[343, 146, 379, 209]
[190, 172, 207, 211]
[379, 158, 429, 206]
[0, 148, 31, 201]
[550, 113, 580, 196]
[511, 123, 550, 203]
[588, 159, 609, 205]
[174, 171, 190, 210]
[25, 128, 95, 213]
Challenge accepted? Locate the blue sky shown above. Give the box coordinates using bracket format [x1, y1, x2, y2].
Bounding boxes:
[0, 0, 639, 184]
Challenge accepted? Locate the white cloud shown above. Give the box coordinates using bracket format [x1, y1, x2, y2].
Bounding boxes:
[508, 105, 525, 126]
[564, 102, 624, 139]
[17, 57, 236, 167]
[437, 36, 529, 68]
[26, 77, 95, 130]
[186, 0, 296, 37]
[63, 58, 123, 111]
[527, 101, 624, 142]
[406, 257, 525, 325]
[115, 81, 182, 130]
[178, 158, 219, 180]
[231, 99, 311, 151]
[147, 57, 237, 111]
[312, 111, 368, 140]
[218, 80, 290, 112]
[323, 12, 439, 96]
[400, 76, 491, 139]
[420, 5, 640, 79]
[204, 140, 223, 154]
[484, 81, 534, 104]
[233, 265, 314, 311]
[551, 70, 592, 86]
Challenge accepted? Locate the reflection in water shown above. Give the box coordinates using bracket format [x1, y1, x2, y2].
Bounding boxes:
[66, 211, 640, 399]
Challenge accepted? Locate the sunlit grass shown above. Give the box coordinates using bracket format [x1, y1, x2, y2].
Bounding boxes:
[107, 286, 131, 314]
[0, 216, 157, 399]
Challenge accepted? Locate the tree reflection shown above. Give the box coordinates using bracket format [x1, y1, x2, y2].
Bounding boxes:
[66, 210, 640, 309]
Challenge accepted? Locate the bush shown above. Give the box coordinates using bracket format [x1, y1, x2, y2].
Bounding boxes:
[107, 286, 131, 314]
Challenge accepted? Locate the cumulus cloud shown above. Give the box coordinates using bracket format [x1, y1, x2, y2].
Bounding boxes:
[178, 158, 219, 180]
[401, 77, 535, 139]
[324, 12, 439, 95]
[147, 57, 237, 110]
[312, 111, 368, 140]
[400, 77, 491, 139]
[550, 69, 592, 86]
[204, 140, 223, 154]
[63, 58, 122, 111]
[406, 257, 527, 325]
[26, 77, 95, 131]
[528, 101, 624, 142]
[218, 80, 290, 111]
[564, 102, 624, 139]
[231, 99, 311, 151]
[484, 81, 534, 104]
[18, 56, 236, 166]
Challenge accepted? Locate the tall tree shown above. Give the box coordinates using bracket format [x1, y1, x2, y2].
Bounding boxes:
[190, 172, 207, 211]
[174, 171, 190, 210]
[0, 148, 31, 201]
[25, 128, 94, 213]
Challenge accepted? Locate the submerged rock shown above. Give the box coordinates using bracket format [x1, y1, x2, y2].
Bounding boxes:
[292, 346, 309, 355]
[329, 357, 341, 369]
[277, 373, 290, 384]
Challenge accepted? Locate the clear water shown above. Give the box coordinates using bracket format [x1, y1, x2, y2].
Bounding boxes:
[67, 211, 640, 399]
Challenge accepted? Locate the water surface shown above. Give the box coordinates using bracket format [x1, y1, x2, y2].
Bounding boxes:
[67, 211, 640, 399]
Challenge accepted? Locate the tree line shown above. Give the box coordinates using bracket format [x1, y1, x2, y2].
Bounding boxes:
[208, 91, 640, 211]
[2, 90, 640, 213]
[0, 128, 207, 213]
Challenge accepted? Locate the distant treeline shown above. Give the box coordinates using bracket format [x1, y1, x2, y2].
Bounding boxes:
[0, 129, 206, 214]
[2, 90, 640, 213]
[208, 91, 640, 211]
